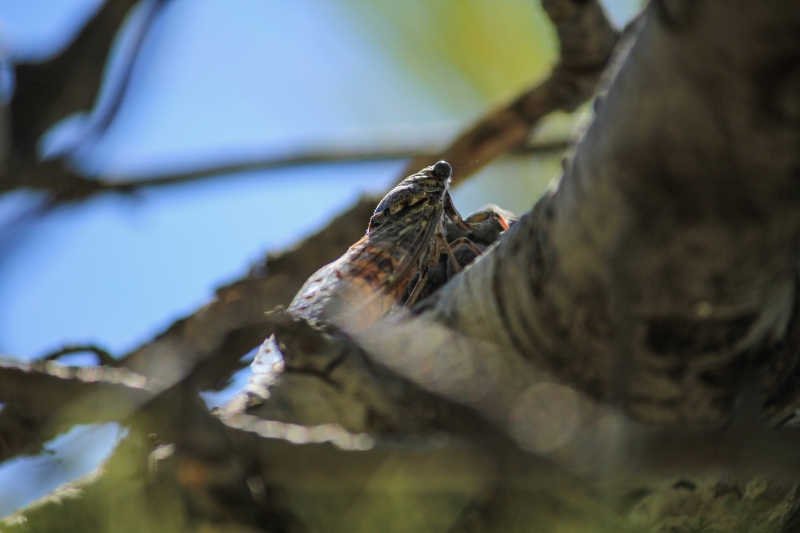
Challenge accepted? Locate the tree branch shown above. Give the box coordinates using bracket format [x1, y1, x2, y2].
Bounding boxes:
[40, 344, 118, 367]
[5, 0, 142, 171]
[0, 359, 154, 461]
[75, 140, 569, 194]
[71, 0, 168, 151]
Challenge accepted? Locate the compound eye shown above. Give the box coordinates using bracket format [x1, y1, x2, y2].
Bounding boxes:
[431, 161, 452, 179]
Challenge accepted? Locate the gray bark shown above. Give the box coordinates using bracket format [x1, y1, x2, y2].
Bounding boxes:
[384, 0, 800, 429]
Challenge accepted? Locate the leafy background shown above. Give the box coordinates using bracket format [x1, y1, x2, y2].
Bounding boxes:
[0, 0, 638, 517]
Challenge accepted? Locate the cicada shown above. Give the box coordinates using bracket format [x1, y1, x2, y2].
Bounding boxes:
[288, 160, 509, 330]
[239, 161, 510, 412]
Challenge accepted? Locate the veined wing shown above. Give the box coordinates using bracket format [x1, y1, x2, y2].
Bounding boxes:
[288, 200, 442, 329]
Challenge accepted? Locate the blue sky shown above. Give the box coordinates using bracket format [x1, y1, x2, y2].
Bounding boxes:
[0, 0, 640, 517]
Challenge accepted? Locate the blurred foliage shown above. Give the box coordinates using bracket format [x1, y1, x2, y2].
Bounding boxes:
[0, 432, 631, 533]
[342, 0, 557, 112]
[454, 153, 560, 215]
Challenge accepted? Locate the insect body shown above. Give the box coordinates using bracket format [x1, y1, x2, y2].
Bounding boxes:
[288, 161, 507, 330]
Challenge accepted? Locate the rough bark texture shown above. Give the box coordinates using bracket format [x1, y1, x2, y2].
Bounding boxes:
[401, 0, 800, 427]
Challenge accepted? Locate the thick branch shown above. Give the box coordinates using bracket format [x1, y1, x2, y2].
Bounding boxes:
[385, 0, 800, 429]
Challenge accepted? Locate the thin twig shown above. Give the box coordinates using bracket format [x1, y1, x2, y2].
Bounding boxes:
[9, 0, 142, 157]
[88, 139, 570, 193]
[0, 359, 155, 462]
[40, 344, 118, 367]
[66, 0, 169, 156]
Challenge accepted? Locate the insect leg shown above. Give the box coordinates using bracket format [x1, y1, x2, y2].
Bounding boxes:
[448, 237, 483, 257]
[439, 232, 463, 273]
[405, 271, 428, 307]
[444, 193, 510, 232]
[464, 209, 510, 231]
[443, 191, 472, 232]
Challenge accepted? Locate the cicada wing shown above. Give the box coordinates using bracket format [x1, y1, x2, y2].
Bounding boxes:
[334, 202, 442, 329]
[290, 202, 441, 329]
[286, 257, 348, 326]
